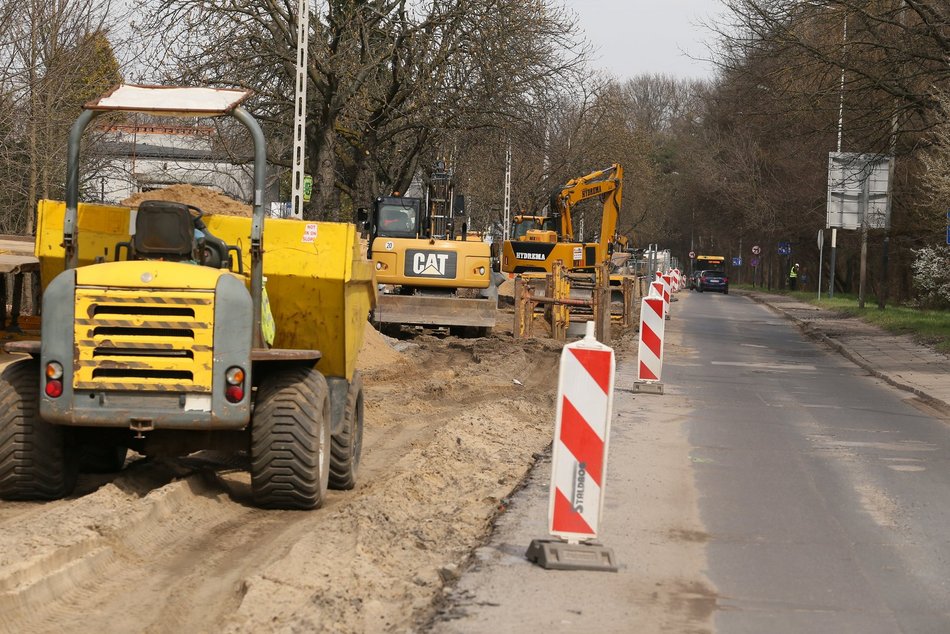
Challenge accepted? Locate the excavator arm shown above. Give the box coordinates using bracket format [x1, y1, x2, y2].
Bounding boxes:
[501, 163, 623, 274]
[551, 164, 623, 250]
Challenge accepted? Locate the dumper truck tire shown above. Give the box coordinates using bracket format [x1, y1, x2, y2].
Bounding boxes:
[250, 366, 331, 510]
[329, 371, 364, 490]
[0, 359, 78, 500]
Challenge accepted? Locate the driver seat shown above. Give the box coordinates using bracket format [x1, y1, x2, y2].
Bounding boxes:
[133, 200, 196, 261]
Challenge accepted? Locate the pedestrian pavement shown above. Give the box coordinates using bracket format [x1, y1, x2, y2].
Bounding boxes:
[737, 289, 950, 415]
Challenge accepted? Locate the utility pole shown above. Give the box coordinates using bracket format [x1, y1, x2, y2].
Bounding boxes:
[858, 172, 869, 308]
[290, 0, 309, 220]
[829, 13, 848, 300]
[503, 141, 511, 239]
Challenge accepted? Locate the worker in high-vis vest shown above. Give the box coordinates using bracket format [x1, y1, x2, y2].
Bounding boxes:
[789, 263, 800, 291]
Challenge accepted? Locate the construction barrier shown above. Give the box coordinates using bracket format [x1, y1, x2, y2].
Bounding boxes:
[650, 278, 670, 319]
[549, 321, 615, 540]
[637, 296, 665, 384]
[671, 268, 682, 291]
[515, 261, 635, 342]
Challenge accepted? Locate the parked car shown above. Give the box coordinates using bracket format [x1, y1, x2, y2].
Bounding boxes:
[689, 270, 701, 290]
[696, 269, 729, 294]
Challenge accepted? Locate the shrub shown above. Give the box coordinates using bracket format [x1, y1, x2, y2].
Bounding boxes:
[911, 245, 950, 309]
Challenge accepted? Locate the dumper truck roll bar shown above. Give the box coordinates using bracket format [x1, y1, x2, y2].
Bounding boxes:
[63, 85, 267, 346]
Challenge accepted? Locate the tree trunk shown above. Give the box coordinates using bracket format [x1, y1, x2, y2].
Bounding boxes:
[311, 124, 336, 221]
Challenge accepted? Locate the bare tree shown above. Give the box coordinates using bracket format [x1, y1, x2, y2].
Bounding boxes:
[135, 0, 589, 219]
[713, 0, 949, 152]
[922, 92, 950, 206]
[0, 0, 124, 234]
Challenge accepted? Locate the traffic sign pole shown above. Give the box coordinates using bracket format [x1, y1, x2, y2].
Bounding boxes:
[829, 228, 837, 299]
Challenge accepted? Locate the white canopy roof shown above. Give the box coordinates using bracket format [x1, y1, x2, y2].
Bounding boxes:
[85, 84, 252, 116]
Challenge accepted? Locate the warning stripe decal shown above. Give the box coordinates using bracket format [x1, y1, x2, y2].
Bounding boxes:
[551, 488, 595, 536]
[559, 396, 604, 487]
[77, 341, 212, 352]
[73, 381, 199, 392]
[568, 348, 611, 394]
[638, 360, 658, 381]
[641, 320, 662, 358]
[79, 294, 212, 305]
[76, 319, 208, 329]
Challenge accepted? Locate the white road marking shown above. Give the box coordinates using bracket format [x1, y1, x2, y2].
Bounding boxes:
[710, 361, 817, 371]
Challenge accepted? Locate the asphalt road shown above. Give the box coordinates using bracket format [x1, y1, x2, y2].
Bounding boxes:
[676, 291, 950, 632]
[432, 291, 950, 633]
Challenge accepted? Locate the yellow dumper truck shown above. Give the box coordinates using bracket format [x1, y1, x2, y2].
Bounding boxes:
[0, 85, 375, 510]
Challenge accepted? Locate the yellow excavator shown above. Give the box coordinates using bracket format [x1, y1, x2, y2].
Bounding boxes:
[501, 163, 623, 273]
[365, 162, 496, 335]
[509, 214, 559, 241]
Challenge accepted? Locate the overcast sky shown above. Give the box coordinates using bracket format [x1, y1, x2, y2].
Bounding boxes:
[559, 0, 725, 80]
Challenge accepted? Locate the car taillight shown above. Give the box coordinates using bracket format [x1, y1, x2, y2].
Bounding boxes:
[225, 366, 245, 403]
[45, 361, 64, 398]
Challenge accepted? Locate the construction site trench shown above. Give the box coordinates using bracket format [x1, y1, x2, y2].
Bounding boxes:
[0, 319, 583, 633]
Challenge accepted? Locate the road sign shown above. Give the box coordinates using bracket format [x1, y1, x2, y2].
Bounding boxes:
[778, 241, 791, 255]
[688, 251, 696, 259]
[732, 257, 742, 266]
[750, 256, 760, 267]
[817, 229, 824, 250]
[752, 245, 761, 255]
[302, 174, 313, 202]
[827, 152, 894, 230]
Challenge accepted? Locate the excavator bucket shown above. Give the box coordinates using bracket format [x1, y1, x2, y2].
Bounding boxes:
[374, 294, 496, 329]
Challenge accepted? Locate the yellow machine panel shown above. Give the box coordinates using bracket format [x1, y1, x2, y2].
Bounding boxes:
[371, 236, 491, 289]
[72, 284, 215, 393]
[35, 200, 375, 381]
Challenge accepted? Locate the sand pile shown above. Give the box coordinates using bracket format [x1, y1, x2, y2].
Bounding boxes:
[358, 321, 405, 371]
[122, 185, 252, 216]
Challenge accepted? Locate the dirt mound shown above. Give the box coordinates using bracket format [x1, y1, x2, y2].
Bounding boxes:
[122, 185, 252, 216]
[358, 322, 405, 371]
[0, 331, 564, 633]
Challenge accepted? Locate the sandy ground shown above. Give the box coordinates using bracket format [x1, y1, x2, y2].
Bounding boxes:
[428, 326, 713, 634]
[0, 322, 565, 633]
[0, 305, 710, 633]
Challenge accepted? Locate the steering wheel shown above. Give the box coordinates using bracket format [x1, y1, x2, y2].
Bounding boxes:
[185, 204, 207, 230]
[182, 204, 224, 268]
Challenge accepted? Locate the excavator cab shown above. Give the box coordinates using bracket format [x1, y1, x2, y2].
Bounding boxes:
[369, 197, 421, 242]
[511, 215, 558, 242]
